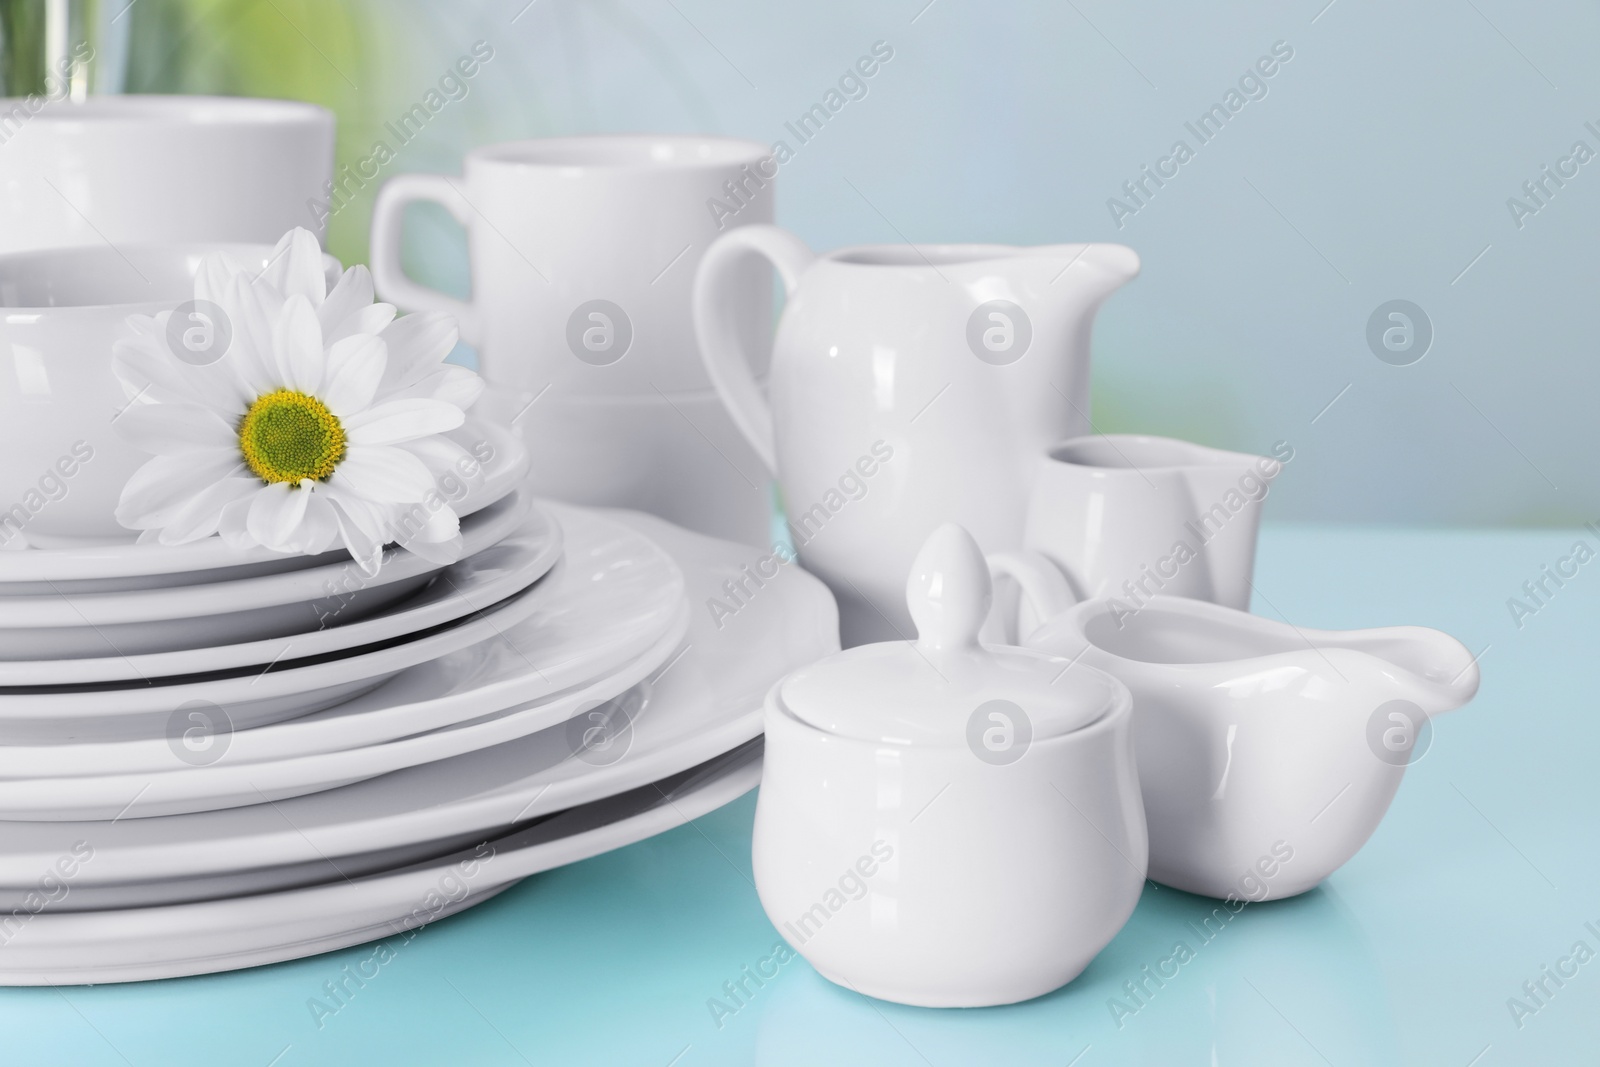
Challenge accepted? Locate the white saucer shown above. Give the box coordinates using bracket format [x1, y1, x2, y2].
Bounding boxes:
[0, 416, 529, 592]
[0, 491, 534, 659]
[0, 507, 835, 894]
[0, 741, 762, 985]
[0, 574, 550, 745]
[0, 502, 562, 686]
[0, 506, 683, 778]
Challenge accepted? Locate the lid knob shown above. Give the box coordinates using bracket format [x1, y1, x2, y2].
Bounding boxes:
[907, 524, 992, 654]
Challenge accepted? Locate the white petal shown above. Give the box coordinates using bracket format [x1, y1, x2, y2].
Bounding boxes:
[347, 302, 397, 342]
[211, 273, 282, 397]
[154, 475, 259, 543]
[193, 250, 256, 306]
[261, 228, 327, 306]
[272, 294, 325, 395]
[113, 316, 245, 413]
[344, 398, 465, 446]
[322, 485, 387, 576]
[378, 312, 457, 395]
[294, 494, 342, 555]
[116, 452, 245, 529]
[318, 265, 376, 341]
[384, 365, 485, 410]
[246, 482, 313, 549]
[218, 496, 255, 549]
[114, 403, 237, 455]
[403, 530, 464, 566]
[399, 433, 472, 468]
[321, 334, 387, 417]
[331, 446, 435, 503]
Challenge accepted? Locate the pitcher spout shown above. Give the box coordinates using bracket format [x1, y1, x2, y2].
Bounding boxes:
[1333, 625, 1482, 716]
[1040, 243, 1141, 302]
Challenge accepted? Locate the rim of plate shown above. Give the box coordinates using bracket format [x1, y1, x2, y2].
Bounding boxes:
[0, 503, 563, 686]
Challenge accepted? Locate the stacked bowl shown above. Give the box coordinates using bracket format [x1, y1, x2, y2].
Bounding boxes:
[0, 238, 838, 984]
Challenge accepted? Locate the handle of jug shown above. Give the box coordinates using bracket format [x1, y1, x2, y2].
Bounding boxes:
[692, 225, 816, 473]
[982, 550, 1079, 644]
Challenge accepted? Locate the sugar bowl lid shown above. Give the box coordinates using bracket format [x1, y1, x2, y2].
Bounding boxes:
[774, 524, 1124, 746]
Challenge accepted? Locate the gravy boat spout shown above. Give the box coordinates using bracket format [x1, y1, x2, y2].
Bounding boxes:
[1024, 596, 1480, 900]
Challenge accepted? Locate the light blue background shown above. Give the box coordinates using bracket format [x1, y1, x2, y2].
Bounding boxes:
[348, 0, 1600, 526]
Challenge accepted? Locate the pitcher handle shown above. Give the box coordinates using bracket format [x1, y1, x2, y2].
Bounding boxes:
[984, 550, 1079, 644]
[692, 225, 815, 474]
[370, 173, 483, 348]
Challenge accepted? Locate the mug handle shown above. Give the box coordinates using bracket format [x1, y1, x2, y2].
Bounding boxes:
[692, 224, 816, 474]
[984, 550, 1079, 644]
[370, 174, 483, 347]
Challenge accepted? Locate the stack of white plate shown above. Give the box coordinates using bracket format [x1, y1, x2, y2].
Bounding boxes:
[0, 451, 838, 983]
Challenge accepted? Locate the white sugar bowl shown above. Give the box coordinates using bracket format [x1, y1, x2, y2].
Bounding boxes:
[752, 524, 1147, 1007]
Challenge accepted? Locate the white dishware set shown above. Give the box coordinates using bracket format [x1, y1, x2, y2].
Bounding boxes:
[686, 228, 1479, 1003]
[0, 89, 1477, 1009]
[0, 100, 838, 983]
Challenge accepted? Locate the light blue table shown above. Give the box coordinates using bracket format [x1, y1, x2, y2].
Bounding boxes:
[3, 524, 1595, 1065]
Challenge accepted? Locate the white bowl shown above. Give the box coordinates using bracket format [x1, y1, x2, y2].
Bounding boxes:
[0, 242, 340, 541]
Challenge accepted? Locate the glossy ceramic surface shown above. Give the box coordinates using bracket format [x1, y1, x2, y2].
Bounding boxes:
[1023, 434, 1286, 611]
[0, 506, 836, 900]
[0, 502, 559, 685]
[1025, 595, 1481, 899]
[0, 503, 686, 778]
[754, 524, 1145, 1007]
[693, 227, 1139, 644]
[0, 571, 551, 746]
[372, 135, 777, 542]
[491, 385, 771, 547]
[0, 743, 762, 984]
[0, 415, 529, 589]
[0, 491, 536, 659]
[371, 134, 774, 397]
[0, 95, 333, 255]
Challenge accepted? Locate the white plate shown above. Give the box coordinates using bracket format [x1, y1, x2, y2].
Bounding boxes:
[0, 507, 836, 896]
[0, 508, 695, 802]
[0, 507, 685, 778]
[0, 415, 529, 592]
[0, 575, 551, 746]
[0, 492, 534, 659]
[0, 741, 762, 985]
[0, 502, 562, 686]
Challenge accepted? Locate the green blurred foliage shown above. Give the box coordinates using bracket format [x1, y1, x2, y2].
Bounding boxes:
[123, 0, 409, 266]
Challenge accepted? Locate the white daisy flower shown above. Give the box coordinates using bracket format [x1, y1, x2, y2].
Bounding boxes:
[112, 228, 485, 576]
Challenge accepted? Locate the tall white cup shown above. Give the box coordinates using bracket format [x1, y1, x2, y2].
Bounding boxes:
[0, 95, 334, 253]
[370, 134, 777, 544]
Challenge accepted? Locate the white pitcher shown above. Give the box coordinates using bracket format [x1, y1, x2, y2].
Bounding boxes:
[693, 227, 1138, 644]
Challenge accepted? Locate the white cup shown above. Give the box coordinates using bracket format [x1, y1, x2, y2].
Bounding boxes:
[0, 95, 333, 253]
[1023, 434, 1285, 612]
[0, 243, 338, 545]
[370, 134, 779, 545]
[370, 134, 776, 397]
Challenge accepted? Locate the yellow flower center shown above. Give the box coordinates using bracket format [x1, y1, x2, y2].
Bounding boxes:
[238, 390, 346, 485]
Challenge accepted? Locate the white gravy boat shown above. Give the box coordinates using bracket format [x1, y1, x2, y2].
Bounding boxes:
[1024, 595, 1480, 899]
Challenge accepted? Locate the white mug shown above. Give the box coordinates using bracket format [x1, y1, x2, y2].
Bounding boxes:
[370, 135, 779, 546]
[1022, 434, 1288, 612]
[0, 95, 333, 253]
[370, 134, 776, 397]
